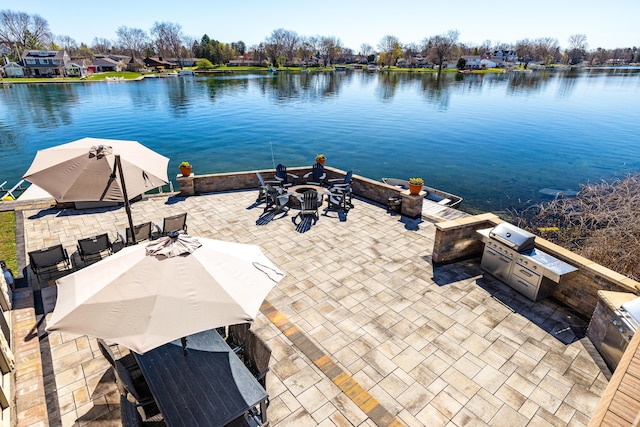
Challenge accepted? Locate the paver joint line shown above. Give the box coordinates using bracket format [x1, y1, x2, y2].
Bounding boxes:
[261, 299, 405, 427]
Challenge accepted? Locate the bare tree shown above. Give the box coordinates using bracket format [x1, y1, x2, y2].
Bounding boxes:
[534, 37, 559, 65]
[567, 34, 588, 65]
[56, 35, 78, 56]
[116, 26, 149, 57]
[318, 36, 342, 66]
[480, 39, 492, 54]
[249, 43, 267, 64]
[265, 28, 299, 65]
[359, 43, 373, 56]
[151, 21, 184, 64]
[403, 42, 420, 65]
[515, 38, 535, 68]
[377, 35, 402, 68]
[297, 37, 316, 65]
[0, 9, 52, 59]
[91, 37, 113, 54]
[424, 30, 459, 74]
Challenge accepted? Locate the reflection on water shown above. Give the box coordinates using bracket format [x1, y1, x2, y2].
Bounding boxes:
[3, 84, 77, 128]
[1, 68, 639, 212]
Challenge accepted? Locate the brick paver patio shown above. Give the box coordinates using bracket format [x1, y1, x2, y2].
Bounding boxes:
[15, 190, 608, 426]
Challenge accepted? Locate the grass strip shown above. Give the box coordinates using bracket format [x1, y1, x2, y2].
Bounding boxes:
[0, 211, 17, 274]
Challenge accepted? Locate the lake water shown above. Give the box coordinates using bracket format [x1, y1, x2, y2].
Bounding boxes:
[1, 68, 639, 213]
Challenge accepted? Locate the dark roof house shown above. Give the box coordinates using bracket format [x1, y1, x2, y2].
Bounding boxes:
[21, 50, 70, 77]
[143, 57, 176, 70]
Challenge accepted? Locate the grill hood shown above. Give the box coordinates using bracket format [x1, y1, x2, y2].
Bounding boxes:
[622, 297, 640, 325]
[489, 223, 536, 252]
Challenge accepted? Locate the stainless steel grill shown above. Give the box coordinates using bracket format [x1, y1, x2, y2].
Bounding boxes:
[477, 224, 577, 302]
[489, 223, 536, 252]
[620, 297, 640, 332]
[601, 297, 639, 370]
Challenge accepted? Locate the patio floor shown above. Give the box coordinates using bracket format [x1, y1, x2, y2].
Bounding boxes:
[16, 190, 609, 426]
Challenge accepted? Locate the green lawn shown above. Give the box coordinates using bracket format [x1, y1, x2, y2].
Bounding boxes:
[0, 211, 17, 275]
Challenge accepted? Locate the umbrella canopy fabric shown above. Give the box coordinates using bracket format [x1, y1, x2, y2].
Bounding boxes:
[45, 235, 285, 354]
[23, 137, 169, 202]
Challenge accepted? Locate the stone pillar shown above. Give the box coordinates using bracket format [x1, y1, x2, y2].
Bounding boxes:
[400, 190, 424, 218]
[177, 174, 195, 196]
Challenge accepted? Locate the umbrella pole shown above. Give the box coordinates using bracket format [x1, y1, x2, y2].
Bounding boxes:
[115, 155, 137, 245]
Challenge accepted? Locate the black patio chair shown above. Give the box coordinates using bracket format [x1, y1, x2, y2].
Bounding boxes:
[226, 323, 251, 357]
[156, 213, 188, 236]
[28, 244, 71, 281]
[97, 338, 140, 373]
[114, 360, 163, 422]
[302, 163, 326, 186]
[118, 222, 154, 246]
[274, 164, 298, 188]
[77, 233, 113, 265]
[120, 395, 166, 427]
[245, 330, 272, 389]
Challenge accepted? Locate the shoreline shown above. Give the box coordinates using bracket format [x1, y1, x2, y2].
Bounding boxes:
[2, 64, 638, 85]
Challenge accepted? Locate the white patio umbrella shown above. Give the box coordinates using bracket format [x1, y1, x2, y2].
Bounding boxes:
[45, 234, 285, 354]
[23, 137, 169, 244]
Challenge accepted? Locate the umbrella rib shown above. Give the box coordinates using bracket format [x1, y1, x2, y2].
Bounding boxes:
[98, 162, 118, 201]
[252, 262, 285, 282]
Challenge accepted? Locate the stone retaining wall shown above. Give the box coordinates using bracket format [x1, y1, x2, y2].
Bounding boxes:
[177, 167, 407, 206]
[433, 214, 640, 318]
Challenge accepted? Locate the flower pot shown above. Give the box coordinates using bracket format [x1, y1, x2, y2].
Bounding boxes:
[408, 183, 422, 195]
[179, 166, 192, 177]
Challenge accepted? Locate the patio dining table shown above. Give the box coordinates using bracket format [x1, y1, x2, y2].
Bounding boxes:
[134, 329, 268, 427]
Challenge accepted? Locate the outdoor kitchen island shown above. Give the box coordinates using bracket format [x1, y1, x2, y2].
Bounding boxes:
[477, 224, 578, 301]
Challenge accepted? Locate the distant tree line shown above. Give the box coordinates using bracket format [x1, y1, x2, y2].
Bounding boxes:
[1, 8, 638, 69]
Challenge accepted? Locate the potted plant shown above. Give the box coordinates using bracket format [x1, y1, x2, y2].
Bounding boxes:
[315, 154, 326, 165]
[408, 177, 424, 195]
[179, 161, 193, 177]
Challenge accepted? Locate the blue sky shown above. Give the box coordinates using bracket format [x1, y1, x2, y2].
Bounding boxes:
[11, 0, 639, 51]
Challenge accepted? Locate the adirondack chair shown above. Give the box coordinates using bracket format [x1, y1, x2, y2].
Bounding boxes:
[296, 189, 320, 221]
[262, 184, 292, 214]
[256, 172, 281, 202]
[274, 164, 298, 188]
[302, 163, 326, 186]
